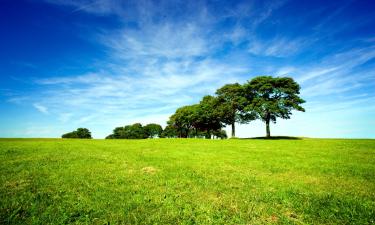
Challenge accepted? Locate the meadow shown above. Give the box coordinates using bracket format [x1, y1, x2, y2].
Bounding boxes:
[0, 138, 374, 224]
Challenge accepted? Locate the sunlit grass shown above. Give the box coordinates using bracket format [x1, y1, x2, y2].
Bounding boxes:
[1, 138, 374, 224]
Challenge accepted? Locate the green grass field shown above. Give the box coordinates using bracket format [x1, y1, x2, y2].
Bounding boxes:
[1, 138, 374, 224]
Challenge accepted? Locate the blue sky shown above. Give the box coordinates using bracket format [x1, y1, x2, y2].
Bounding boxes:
[1, 0, 374, 138]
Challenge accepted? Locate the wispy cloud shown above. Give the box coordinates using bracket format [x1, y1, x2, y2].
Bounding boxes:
[248, 37, 308, 57]
[33, 103, 49, 114]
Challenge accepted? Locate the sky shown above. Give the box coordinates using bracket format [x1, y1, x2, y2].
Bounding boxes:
[0, 0, 374, 139]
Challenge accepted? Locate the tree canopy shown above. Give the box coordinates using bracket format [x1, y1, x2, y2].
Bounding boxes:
[243, 76, 305, 138]
[215, 83, 254, 137]
[144, 123, 163, 138]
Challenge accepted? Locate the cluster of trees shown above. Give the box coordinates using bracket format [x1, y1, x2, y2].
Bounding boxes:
[105, 122, 227, 139]
[62, 76, 305, 139]
[61, 128, 92, 139]
[106, 123, 164, 139]
[168, 76, 305, 138]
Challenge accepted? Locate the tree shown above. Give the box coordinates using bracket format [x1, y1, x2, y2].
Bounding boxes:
[212, 129, 228, 139]
[160, 124, 178, 138]
[61, 131, 78, 138]
[126, 123, 148, 139]
[195, 95, 223, 138]
[244, 76, 305, 138]
[168, 105, 199, 138]
[215, 83, 251, 137]
[105, 134, 115, 139]
[106, 123, 148, 139]
[62, 128, 92, 139]
[76, 128, 92, 139]
[144, 123, 163, 138]
[112, 127, 126, 139]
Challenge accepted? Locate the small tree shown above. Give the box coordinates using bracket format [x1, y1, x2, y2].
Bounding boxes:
[244, 76, 305, 138]
[144, 123, 163, 138]
[212, 129, 228, 139]
[160, 124, 178, 138]
[76, 128, 92, 139]
[105, 134, 115, 139]
[62, 128, 92, 139]
[61, 131, 78, 138]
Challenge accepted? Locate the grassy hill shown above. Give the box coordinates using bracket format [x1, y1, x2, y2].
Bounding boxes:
[1, 138, 374, 224]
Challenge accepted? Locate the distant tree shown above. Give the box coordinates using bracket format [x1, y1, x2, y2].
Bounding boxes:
[215, 83, 253, 137]
[160, 124, 178, 138]
[112, 127, 126, 139]
[106, 123, 148, 139]
[76, 128, 92, 139]
[243, 76, 305, 138]
[144, 123, 163, 138]
[212, 129, 228, 139]
[105, 134, 115, 139]
[62, 128, 92, 139]
[62, 131, 78, 138]
[126, 123, 148, 139]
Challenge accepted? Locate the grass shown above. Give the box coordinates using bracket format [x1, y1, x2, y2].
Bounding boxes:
[0, 138, 374, 224]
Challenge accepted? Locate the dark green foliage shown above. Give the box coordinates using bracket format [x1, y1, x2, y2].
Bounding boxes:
[160, 125, 178, 138]
[215, 83, 253, 137]
[107, 123, 164, 139]
[105, 134, 115, 139]
[61, 132, 78, 138]
[62, 128, 92, 139]
[212, 129, 228, 139]
[126, 123, 148, 139]
[76, 128, 92, 139]
[168, 105, 199, 138]
[244, 76, 305, 138]
[167, 98, 226, 139]
[195, 95, 223, 137]
[144, 123, 163, 138]
[166, 75, 304, 139]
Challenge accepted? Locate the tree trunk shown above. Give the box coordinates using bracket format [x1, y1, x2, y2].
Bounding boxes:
[266, 118, 271, 138]
[231, 122, 235, 138]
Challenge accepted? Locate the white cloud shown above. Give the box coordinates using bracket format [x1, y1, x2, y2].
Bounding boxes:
[33, 103, 49, 114]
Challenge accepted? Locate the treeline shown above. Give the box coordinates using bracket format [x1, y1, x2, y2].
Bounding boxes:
[62, 76, 305, 139]
[105, 123, 227, 139]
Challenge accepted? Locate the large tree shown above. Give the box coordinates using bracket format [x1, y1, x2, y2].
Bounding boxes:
[244, 76, 305, 138]
[215, 83, 250, 137]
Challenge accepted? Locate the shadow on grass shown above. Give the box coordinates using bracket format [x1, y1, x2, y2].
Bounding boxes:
[240, 136, 303, 140]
